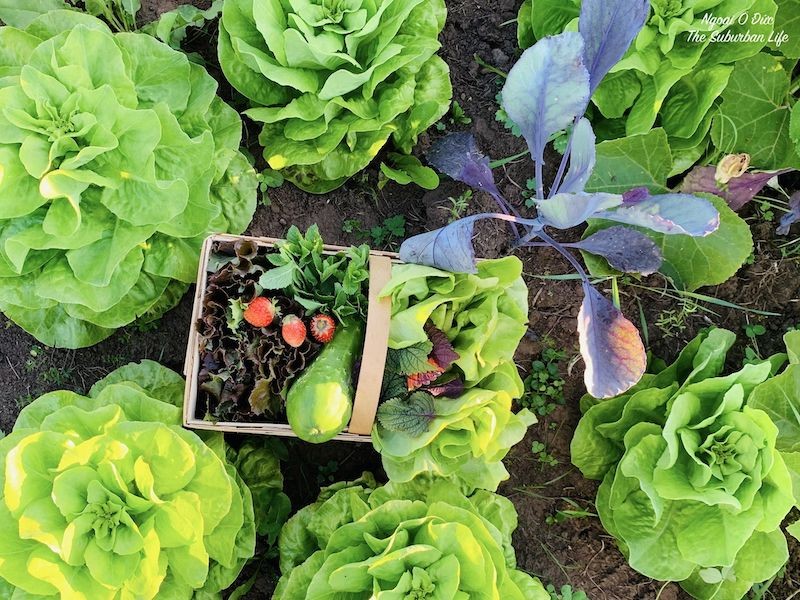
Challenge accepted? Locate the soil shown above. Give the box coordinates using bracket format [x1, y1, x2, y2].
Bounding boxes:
[0, 0, 798, 598]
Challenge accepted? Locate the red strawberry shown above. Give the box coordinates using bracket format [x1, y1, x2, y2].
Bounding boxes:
[244, 297, 275, 327]
[407, 358, 445, 391]
[281, 315, 307, 348]
[310, 314, 336, 343]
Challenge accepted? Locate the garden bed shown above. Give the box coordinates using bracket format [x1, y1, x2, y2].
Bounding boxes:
[0, 0, 798, 598]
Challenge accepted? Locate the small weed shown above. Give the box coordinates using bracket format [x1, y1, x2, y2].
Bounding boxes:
[524, 178, 538, 208]
[436, 100, 473, 131]
[546, 583, 589, 600]
[343, 216, 406, 249]
[655, 299, 700, 338]
[531, 440, 559, 467]
[521, 348, 566, 417]
[545, 498, 596, 525]
[40, 367, 73, 386]
[743, 323, 767, 364]
[756, 199, 775, 223]
[316, 460, 340, 485]
[104, 354, 129, 368]
[24, 345, 43, 373]
[15, 394, 35, 410]
[257, 168, 284, 207]
[370, 215, 405, 247]
[444, 190, 472, 222]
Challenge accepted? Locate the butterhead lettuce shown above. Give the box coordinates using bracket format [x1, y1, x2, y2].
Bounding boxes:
[572, 329, 796, 599]
[0, 360, 258, 598]
[0, 11, 257, 348]
[373, 258, 535, 491]
[218, 0, 453, 193]
[273, 474, 548, 599]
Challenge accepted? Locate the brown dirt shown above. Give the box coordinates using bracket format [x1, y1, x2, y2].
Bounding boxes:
[0, 0, 798, 598]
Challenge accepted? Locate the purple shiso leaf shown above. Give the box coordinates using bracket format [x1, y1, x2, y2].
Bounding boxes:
[501, 32, 590, 172]
[777, 191, 800, 236]
[535, 192, 621, 230]
[680, 166, 794, 211]
[570, 226, 663, 275]
[579, 0, 650, 94]
[399, 213, 539, 273]
[578, 283, 647, 398]
[622, 186, 650, 204]
[595, 194, 720, 236]
[557, 118, 596, 195]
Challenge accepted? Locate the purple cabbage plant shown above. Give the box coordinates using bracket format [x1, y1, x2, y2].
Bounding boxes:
[400, 0, 721, 399]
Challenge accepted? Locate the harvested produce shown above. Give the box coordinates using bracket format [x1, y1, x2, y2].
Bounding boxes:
[196, 230, 370, 438]
[243, 296, 276, 327]
[281, 315, 307, 348]
[373, 257, 535, 491]
[0, 11, 257, 348]
[286, 318, 365, 443]
[309, 314, 336, 343]
[273, 474, 549, 599]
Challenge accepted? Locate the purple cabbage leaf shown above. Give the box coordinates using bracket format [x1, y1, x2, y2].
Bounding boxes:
[567, 226, 662, 275]
[777, 192, 800, 236]
[680, 166, 794, 211]
[579, 0, 650, 94]
[534, 192, 621, 230]
[558, 118, 596, 195]
[578, 284, 647, 398]
[501, 32, 590, 200]
[594, 194, 721, 236]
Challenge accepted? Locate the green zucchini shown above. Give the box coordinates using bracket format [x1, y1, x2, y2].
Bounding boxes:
[286, 318, 365, 443]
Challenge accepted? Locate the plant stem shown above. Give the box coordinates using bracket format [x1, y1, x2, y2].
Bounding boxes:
[473, 54, 508, 79]
[489, 149, 530, 168]
[532, 230, 589, 281]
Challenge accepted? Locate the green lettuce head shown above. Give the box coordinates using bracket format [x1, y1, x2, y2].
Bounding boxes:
[274, 474, 548, 599]
[0, 11, 257, 348]
[517, 0, 777, 173]
[572, 328, 796, 599]
[373, 258, 535, 491]
[0, 361, 257, 598]
[218, 0, 453, 193]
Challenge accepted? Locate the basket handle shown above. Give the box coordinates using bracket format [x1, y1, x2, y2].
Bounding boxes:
[348, 255, 393, 435]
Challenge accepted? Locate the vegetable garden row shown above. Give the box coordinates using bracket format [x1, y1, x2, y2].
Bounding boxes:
[0, 0, 799, 598]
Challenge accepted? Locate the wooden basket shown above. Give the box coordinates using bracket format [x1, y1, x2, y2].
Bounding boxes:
[183, 233, 397, 443]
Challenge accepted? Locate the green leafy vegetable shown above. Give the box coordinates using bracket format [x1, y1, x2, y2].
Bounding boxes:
[273, 475, 549, 599]
[0, 12, 257, 348]
[140, 1, 223, 48]
[711, 52, 800, 170]
[218, 0, 453, 193]
[572, 328, 796, 598]
[228, 439, 291, 550]
[374, 257, 535, 491]
[0, 361, 265, 598]
[379, 153, 440, 190]
[377, 392, 438, 437]
[259, 225, 370, 322]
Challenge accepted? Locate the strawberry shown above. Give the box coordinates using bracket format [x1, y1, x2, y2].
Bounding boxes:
[244, 297, 276, 327]
[281, 315, 307, 348]
[407, 358, 445, 391]
[310, 314, 336, 343]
